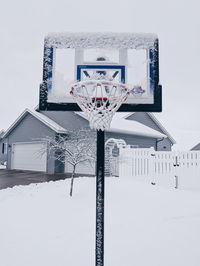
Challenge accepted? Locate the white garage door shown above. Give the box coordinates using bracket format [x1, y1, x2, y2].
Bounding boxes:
[11, 142, 47, 172]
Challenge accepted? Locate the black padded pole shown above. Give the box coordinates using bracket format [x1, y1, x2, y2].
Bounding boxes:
[95, 130, 105, 266]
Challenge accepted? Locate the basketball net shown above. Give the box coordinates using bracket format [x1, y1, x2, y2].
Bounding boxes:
[70, 80, 130, 131]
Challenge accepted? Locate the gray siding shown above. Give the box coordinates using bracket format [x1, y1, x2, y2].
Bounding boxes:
[41, 111, 90, 130]
[0, 139, 7, 163]
[42, 112, 160, 150]
[156, 138, 172, 151]
[42, 112, 163, 150]
[127, 113, 172, 151]
[105, 132, 157, 150]
[0, 131, 6, 162]
[6, 113, 56, 174]
[127, 113, 161, 131]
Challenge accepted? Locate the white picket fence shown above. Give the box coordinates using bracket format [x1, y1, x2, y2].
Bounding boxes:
[119, 147, 200, 190]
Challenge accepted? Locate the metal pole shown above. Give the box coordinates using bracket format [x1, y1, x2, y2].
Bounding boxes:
[96, 130, 105, 266]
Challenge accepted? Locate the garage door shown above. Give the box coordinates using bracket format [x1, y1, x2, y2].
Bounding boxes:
[11, 142, 47, 172]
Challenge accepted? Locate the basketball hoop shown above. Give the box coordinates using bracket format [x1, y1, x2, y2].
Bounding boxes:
[70, 80, 130, 131]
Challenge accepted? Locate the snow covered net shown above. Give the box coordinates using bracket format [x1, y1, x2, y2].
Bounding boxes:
[70, 80, 130, 131]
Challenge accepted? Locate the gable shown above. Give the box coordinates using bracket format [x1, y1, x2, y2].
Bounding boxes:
[126, 113, 163, 133]
[126, 112, 175, 146]
[3, 109, 69, 139]
[7, 113, 56, 142]
[40, 111, 90, 131]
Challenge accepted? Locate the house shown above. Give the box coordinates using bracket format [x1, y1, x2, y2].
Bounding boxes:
[0, 109, 175, 174]
[191, 143, 200, 151]
[169, 129, 200, 151]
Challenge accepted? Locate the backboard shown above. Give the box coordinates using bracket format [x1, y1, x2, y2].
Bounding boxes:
[39, 33, 162, 112]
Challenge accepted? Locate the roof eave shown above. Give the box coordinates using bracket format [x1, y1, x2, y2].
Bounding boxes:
[2, 109, 29, 138]
[147, 113, 176, 144]
[107, 127, 166, 139]
[2, 109, 68, 138]
[124, 112, 176, 144]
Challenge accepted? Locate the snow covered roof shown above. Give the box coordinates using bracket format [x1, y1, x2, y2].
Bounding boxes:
[2, 109, 68, 138]
[77, 112, 166, 139]
[45, 32, 157, 49]
[113, 112, 176, 144]
[146, 113, 176, 144]
[109, 116, 166, 139]
[28, 110, 68, 133]
[2, 109, 168, 140]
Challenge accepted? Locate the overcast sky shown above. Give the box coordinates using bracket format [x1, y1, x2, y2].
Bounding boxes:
[0, 0, 200, 147]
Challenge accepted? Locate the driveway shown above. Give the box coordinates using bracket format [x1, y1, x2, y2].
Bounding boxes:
[0, 169, 72, 190]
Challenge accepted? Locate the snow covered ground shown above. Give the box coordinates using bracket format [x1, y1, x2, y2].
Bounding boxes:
[0, 176, 200, 266]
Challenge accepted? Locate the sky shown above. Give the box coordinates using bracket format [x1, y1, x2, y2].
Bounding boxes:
[0, 0, 200, 148]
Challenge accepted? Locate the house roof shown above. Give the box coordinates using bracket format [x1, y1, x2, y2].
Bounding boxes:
[171, 129, 200, 151]
[34, 108, 175, 142]
[2, 109, 68, 138]
[110, 117, 166, 138]
[2, 109, 169, 140]
[147, 113, 176, 144]
[115, 112, 176, 144]
[191, 142, 200, 150]
[77, 112, 166, 139]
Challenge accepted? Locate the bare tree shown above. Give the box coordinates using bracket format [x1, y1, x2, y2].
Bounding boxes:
[41, 130, 96, 196]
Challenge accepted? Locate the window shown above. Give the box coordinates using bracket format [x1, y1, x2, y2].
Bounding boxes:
[2, 143, 8, 154]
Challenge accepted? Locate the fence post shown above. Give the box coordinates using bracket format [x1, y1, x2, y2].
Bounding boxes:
[150, 147, 156, 185]
[173, 155, 179, 189]
[175, 175, 178, 189]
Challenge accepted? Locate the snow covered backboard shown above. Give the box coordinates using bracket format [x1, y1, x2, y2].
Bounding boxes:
[39, 33, 162, 112]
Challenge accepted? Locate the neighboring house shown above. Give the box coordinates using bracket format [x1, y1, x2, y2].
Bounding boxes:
[109, 112, 175, 151]
[191, 143, 200, 151]
[170, 129, 200, 151]
[0, 109, 175, 174]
